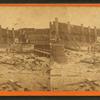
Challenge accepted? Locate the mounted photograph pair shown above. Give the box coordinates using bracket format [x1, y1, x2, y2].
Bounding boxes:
[0, 4, 99, 96]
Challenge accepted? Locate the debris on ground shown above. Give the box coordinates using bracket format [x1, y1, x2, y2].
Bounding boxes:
[0, 52, 50, 91]
[51, 49, 100, 91]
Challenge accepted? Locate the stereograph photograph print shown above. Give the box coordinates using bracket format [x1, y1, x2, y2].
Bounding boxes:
[0, 4, 100, 96]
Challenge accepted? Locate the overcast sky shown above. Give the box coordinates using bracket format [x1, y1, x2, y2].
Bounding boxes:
[0, 6, 99, 29]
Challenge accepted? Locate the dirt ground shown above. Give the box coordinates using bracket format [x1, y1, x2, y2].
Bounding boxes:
[0, 52, 50, 91]
[51, 49, 100, 91]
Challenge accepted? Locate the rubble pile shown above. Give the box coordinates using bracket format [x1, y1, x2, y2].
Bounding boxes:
[0, 53, 50, 73]
[80, 56, 100, 66]
[65, 49, 84, 63]
[51, 49, 100, 91]
[0, 53, 50, 91]
[0, 80, 23, 91]
[62, 79, 100, 91]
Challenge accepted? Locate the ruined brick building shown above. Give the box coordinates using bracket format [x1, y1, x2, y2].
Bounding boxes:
[0, 18, 98, 63]
[50, 18, 98, 63]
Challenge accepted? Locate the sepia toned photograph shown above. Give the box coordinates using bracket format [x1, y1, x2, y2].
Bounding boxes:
[0, 7, 51, 91]
[0, 6, 100, 92]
